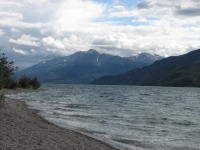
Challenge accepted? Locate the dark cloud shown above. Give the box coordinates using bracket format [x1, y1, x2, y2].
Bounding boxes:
[175, 8, 200, 17]
[137, 1, 151, 9]
[0, 39, 56, 69]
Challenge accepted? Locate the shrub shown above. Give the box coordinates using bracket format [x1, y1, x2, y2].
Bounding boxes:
[18, 75, 30, 88]
[29, 76, 40, 89]
[18, 75, 41, 89]
[4, 78, 18, 89]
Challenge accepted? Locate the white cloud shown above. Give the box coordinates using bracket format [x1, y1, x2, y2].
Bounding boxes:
[0, 11, 44, 28]
[112, 0, 121, 4]
[132, 17, 148, 23]
[10, 28, 20, 33]
[0, 11, 23, 21]
[40, 35, 90, 55]
[109, 0, 200, 23]
[30, 49, 37, 54]
[53, 0, 105, 28]
[0, 11, 24, 27]
[13, 47, 27, 55]
[0, 0, 200, 68]
[26, 0, 49, 5]
[9, 34, 40, 46]
[92, 33, 135, 50]
[109, 5, 125, 12]
[40, 26, 63, 37]
[0, 29, 4, 36]
[0, 1, 22, 8]
[12, 47, 38, 56]
[41, 37, 65, 51]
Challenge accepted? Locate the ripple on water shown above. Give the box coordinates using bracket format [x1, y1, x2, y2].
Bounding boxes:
[16, 84, 200, 150]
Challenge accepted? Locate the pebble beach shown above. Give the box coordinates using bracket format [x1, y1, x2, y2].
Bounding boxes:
[0, 89, 118, 150]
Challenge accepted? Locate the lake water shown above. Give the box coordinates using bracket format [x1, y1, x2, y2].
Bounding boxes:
[7, 84, 200, 150]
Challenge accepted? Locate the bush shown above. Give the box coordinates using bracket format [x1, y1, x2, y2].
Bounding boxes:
[18, 75, 40, 89]
[18, 75, 30, 89]
[4, 78, 18, 89]
[29, 76, 40, 89]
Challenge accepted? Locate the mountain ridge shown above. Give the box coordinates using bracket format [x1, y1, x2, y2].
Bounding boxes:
[126, 52, 164, 65]
[18, 49, 164, 84]
[90, 49, 200, 87]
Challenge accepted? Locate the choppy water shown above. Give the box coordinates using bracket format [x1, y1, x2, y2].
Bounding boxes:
[6, 84, 200, 150]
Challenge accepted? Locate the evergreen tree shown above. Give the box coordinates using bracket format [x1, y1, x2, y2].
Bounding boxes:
[0, 50, 18, 105]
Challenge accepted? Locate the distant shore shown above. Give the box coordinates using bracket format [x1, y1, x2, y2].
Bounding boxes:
[0, 88, 118, 150]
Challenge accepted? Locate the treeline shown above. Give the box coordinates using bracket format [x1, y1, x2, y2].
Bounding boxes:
[4, 75, 40, 90]
[0, 50, 40, 106]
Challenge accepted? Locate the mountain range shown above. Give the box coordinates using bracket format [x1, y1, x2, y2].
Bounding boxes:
[91, 49, 200, 87]
[126, 52, 163, 66]
[18, 49, 163, 84]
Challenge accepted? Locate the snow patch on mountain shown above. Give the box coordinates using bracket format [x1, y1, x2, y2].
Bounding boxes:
[97, 56, 101, 65]
[126, 52, 164, 64]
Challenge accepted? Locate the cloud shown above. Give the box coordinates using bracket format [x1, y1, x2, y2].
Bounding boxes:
[132, 17, 148, 23]
[9, 34, 40, 46]
[10, 28, 20, 33]
[0, 0, 200, 69]
[175, 8, 200, 17]
[0, 0, 22, 8]
[108, 5, 125, 12]
[13, 47, 27, 55]
[41, 37, 65, 51]
[112, 0, 121, 4]
[92, 33, 135, 50]
[30, 49, 37, 54]
[0, 0, 48, 28]
[109, 0, 200, 20]
[0, 29, 4, 36]
[12, 47, 39, 57]
[137, 0, 151, 9]
[0, 11, 23, 21]
[40, 35, 90, 55]
[53, 0, 105, 28]
[0, 11, 44, 28]
[40, 26, 63, 37]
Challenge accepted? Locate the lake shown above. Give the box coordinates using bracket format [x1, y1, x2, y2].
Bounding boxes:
[7, 84, 200, 150]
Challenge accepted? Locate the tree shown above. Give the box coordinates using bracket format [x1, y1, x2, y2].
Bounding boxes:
[0, 50, 18, 106]
[29, 76, 40, 89]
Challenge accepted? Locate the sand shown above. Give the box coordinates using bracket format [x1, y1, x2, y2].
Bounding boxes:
[0, 88, 118, 150]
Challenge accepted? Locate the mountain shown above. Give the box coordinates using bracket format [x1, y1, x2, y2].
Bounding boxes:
[90, 49, 200, 87]
[19, 49, 162, 84]
[125, 52, 164, 65]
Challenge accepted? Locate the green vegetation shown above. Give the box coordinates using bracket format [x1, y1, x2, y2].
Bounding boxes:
[0, 50, 18, 106]
[91, 48, 200, 87]
[18, 75, 40, 89]
[160, 60, 200, 87]
[2, 75, 40, 90]
[4, 78, 18, 89]
[0, 50, 40, 107]
[0, 51, 18, 89]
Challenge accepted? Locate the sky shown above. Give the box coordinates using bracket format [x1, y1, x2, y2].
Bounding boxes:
[0, 0, 200, 69]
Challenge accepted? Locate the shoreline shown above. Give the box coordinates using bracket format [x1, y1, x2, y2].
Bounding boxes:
[0, 88, 119, 150]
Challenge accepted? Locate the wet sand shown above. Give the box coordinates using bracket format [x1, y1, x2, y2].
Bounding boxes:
[0, 88, 118, 150]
